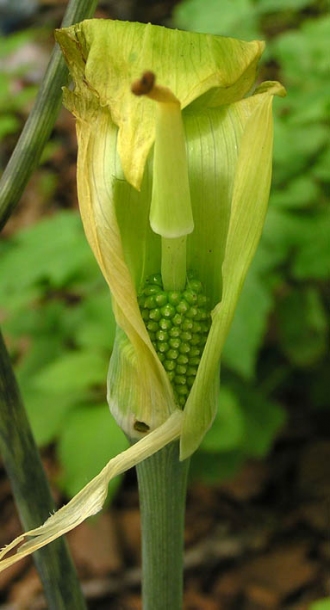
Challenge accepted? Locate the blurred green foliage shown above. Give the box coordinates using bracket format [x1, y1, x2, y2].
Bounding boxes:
[0, 212, 127, 500]
[311, 599, 330, 610]
[0, 30, 38, 139]
[0, 0, 329, 505]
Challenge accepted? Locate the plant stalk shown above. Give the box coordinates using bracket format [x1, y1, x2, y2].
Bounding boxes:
[0, 330, 87, 608]
[136, 441, 190, 610]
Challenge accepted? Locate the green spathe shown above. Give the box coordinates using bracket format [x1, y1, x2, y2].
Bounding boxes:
[57, 20, 265, 189]
[0, 21, 285, 574]
[55, 20, 285, 458]
[0, 20, 284, 571]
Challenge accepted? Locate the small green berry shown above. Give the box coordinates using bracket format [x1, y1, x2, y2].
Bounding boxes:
[147, 321, 159, 333]
[157, 341, 169, 353]
[160, 318, 172, 331]
[168, 291, 181, 306]
[138, 271, 211, 407]
[176, 300, 189, 315]
[164, 359, 176, 372]
[149, 308, 161, 321]
[144, 285, 161, 296]
[172, 313, 182, 326]
[155, 293, 168, 307]
[156, 330, 169, 341]
[161, 304, 176, 318]
[179, 343, 190, 354]
[144, 295, 157, 309]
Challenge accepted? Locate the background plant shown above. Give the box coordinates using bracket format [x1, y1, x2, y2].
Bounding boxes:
[1, 0, 329, 504]
[0, 30, 37, 141]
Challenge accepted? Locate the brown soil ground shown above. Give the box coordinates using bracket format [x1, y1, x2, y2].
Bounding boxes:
[1, 407, 330, 609]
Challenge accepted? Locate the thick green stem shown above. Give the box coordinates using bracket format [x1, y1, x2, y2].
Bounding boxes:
[0, 0, 98, 230]
[0, 330, 87, 609]
[136, 441, 190, 610]
[161, 235, 187, 291]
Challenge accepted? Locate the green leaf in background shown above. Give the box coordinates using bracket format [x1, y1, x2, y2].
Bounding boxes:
[256, 0, 312, 12]
[0, 208, 119, 498]
[239, 389, 286, 458]
[192, 385, 286, 483]
[191, 449, 244, 484]
[17, 350, 110, 446]
[310, 599, 330, 610]
[262, 209, 330, 279]
[314, 147, 330, 184]
[292, 213, 330, 281]
[0, 30, 39, 141]
[270, 15, 330, 87]
[32, 351, 108, 394]
[0, 29, 37, 58]
[198, 385, 285, 461]
[74, 291, 116, 351]
[222, 255, 273, 379]
[201, 388, 245, 453]
[0, 211, 99, 302]
[272, 120, 328, 183]
[173, 0, 260, 39]
[21, 388, 76, 446]
[270, 175, 321, 210]
[57, 404, 128, 498]
[277, 286, 328, 367]
[0, 112, 19, 139]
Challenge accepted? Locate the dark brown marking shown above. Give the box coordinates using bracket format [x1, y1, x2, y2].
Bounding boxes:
[133, 420, 150, 433]
[131, 71, 155, 96]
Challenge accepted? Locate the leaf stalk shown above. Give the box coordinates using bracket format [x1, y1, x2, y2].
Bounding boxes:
[136, 441, 190, 610]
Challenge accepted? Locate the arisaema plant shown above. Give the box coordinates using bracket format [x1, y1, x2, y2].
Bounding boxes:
[0, 19, 285, 609]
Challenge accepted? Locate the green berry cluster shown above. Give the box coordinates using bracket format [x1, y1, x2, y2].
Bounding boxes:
[138, 272, 211, 407]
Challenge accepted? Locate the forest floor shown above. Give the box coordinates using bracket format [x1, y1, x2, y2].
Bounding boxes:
[1, 404, 330, 609]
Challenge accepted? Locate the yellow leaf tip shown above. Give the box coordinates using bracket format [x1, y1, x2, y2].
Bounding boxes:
[255, 80, 287, 98]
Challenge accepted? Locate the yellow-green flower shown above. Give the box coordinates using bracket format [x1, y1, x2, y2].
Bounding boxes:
[55, 19, 285, 459]
[0, 19, 285, 573]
